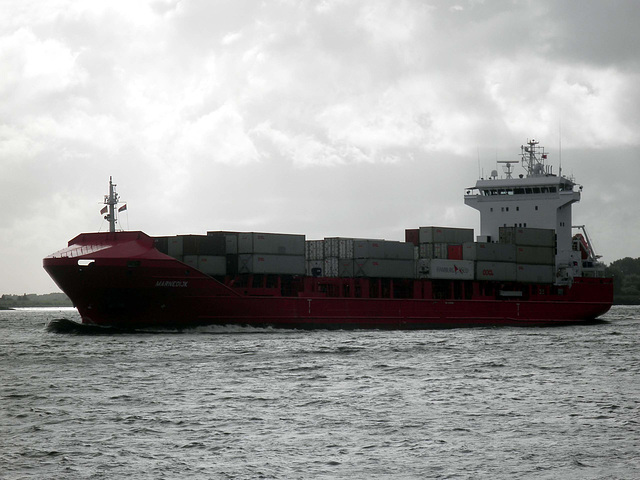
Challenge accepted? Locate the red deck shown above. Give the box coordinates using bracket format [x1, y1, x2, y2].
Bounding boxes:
[44, 232, 613, 329]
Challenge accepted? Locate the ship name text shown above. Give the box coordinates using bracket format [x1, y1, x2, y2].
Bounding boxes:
[155, 280, 188, 287]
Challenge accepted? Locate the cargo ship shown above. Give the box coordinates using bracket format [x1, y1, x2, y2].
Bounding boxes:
[43, 140, 613, 329]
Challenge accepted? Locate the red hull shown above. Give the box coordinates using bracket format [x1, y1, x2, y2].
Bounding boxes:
[44, 232, 613, 330]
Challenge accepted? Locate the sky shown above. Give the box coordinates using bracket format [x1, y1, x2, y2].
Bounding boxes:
[1, 0, 639, 294]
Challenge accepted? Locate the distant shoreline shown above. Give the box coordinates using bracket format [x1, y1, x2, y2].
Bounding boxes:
[0, 293, 72, 309]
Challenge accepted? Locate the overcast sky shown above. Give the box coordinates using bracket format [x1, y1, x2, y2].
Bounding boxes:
[2, 0, 639, 294]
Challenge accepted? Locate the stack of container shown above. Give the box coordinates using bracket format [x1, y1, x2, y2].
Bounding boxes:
[236, 232, 306, 275]
[499, 227, 556, 283]
[157, 234, 227, 276]
[323, 237, 355, 277]
[408, 227, 475, 280]
[353, 239, 415, 278]
[463, 241, 518, 282]
[305, 239, 325, 276]
[207, 231, 240, 276]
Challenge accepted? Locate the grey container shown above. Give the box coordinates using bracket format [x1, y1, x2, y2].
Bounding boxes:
[499, 227, 556, 247]
[183, 255, 226, 275]
[463, 242, 517, 262]
[516, 264, 555, 283]
[416, 259, 474, 280]
[419, 226, 474, 244]
[338, 259, 354, 277]
[354, 259, 415, 278]
[168, 236, 183, 258]
[515, 245, 555, 265]
[182, 235, 226, 255]
[238, 232, 305, 255]
[238, 254, 306, 275]
[354, 240, 414, 260]
[475, 261, 517, 282]
[207, 231, 239, 254]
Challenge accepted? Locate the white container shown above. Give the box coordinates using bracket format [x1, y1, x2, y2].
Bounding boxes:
[463, 242, 517, 262]
[475, 261, 517, 281]
[419, 226, 474, 244]
[416, 259, 474, 280]
[324, 257, 339, 277]
[238, 254, 305, 275]
[324, 237, 355, 259]
[418, 243, 449, 259]
[305, 240, 325, 260]
[516, 264, 555, 283]
[306, 260, 324, 277]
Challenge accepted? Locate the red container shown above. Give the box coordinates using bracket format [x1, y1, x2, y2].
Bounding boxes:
[447, 244, 463, 260]
[405, 229, 419, 246]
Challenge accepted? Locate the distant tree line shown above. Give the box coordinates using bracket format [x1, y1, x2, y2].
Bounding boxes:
[606, 257, 640, 305]
[0, 293, 72, 309]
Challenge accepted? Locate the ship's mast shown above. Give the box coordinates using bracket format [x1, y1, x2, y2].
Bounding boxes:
[520, 139, 552, 176]
[104, 176, 120, 233]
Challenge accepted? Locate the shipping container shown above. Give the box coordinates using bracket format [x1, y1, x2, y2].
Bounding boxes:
[324, 237, 354, 259]
[475, 261, 517, 282]
[462, 242, 517, 262]
[238, 254, 305, 275]
[305, 240, 325, 261]
[207, 231, 239, 254]
[238, 232, 305, 255]
[324, 257, 339, 277]
[168, 235, 183, 258]
[182, 235, 226, 255]
[354, 259, 415, 278]
[197, 255, 226, 275]
[154, 236, 169, 255]
[306, 260, 324, 277]
[405, 228, 420, 246]
[354, 240, 414, 260]
[419, 243, 449, 259]
[419, 226, 474, 244]
[416, 259, 474, 280]
[226, 254, 238, 276]
[447, 244, 463, 260]
[515, 245, 555, 265]
[499, 227, 556, 247]
[183, 255, 226, 275]
[183, 255, 198, 269]
[516, 264, 555, 283]
[338, 259, 354, 277]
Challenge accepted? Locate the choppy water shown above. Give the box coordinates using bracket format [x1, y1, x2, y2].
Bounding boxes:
[1, 307, 639, 479]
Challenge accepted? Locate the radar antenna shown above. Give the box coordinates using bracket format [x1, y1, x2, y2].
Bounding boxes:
[497, 160, 519, 179]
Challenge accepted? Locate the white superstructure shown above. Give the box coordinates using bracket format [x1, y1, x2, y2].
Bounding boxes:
[464, 140, 602, 283]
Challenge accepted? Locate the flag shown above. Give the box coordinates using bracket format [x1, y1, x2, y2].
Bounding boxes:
[100, 206, 108, 215]
[118, 204, 127, 212]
